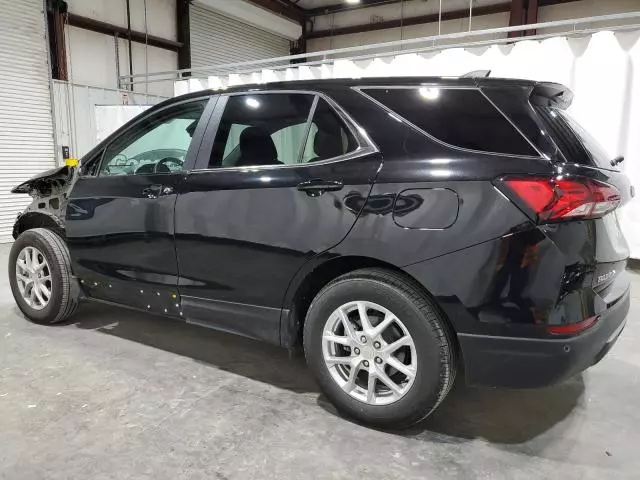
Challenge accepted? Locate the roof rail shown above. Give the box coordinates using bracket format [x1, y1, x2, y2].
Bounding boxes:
[461, 70, 491, 78]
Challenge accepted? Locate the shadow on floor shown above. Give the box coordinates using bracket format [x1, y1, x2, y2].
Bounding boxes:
[413, 376, 585, 444]
[71, 302, 584, 444]
[71, 302, 318, 394]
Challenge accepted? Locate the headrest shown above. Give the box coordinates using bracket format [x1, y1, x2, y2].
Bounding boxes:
[238, 126, 278, 166]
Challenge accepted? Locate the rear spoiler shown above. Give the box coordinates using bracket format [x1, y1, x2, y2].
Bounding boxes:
[529, 82, 573, 110]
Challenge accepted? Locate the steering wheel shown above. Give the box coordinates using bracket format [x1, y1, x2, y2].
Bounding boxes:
[155, 157, 183, 173]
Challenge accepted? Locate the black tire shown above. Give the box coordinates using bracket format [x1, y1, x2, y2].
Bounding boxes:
[9, 228, 79, 324]
[303, 268, 456, 428]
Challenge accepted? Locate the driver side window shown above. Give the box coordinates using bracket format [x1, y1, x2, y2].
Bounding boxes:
[99, 99, 207, 176]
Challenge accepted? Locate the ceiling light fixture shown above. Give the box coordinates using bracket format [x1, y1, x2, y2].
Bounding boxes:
[346, 0, 361, 4]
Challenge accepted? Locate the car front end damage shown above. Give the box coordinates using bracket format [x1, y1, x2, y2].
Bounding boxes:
[11, 166, 77, 239]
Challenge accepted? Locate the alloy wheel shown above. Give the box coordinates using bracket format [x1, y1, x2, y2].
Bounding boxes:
[322, 301, 417, 406]
[16, 246, 52, 311]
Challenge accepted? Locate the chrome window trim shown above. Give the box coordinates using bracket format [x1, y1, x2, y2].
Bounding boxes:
[353, 85, 547, 161]
[191, 89, 379, 173]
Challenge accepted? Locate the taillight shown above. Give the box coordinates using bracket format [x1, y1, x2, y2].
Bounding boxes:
[501, 177, 621, 223]
[547, 316, 598, 335]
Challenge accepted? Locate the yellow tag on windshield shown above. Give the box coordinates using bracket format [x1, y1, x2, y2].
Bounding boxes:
[65, 158, 79, 167]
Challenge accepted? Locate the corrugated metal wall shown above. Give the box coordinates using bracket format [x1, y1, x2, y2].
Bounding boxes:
[0, 0, 56, 242]
[190, 4, 290, 69]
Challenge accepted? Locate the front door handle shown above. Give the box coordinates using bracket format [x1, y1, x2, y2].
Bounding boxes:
[297, 179, 344, 197]
[142, 184, 174, 199]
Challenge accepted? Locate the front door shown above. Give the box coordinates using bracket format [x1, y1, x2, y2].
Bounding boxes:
[174, 92, 382, 343]
[66, 97, 213, 314]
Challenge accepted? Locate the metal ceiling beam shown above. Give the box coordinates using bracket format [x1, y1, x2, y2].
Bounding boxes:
[66, 13, 183, 51]
[306, 3, 513, 39]
[305, 0, 582, 40]
[246, 0, 305, 24]
[305, 0, 402, 17]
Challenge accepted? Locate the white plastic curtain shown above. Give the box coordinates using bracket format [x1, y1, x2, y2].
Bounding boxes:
[176, 30, 640, 257]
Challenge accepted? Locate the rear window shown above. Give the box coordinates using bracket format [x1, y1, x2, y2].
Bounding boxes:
[535, 107, 616, 170]
[361, 87, 538, 157]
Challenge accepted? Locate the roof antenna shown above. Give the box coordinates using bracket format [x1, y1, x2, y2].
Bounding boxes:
[462, 70, 491, 78]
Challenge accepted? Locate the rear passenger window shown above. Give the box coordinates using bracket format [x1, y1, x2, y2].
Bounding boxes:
[362, 88, 538, 157]
[301, 99, 358, 163]
[209, 93, 314, 168]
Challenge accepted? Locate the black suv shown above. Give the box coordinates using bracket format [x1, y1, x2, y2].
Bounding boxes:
[9, 77, 631, 427]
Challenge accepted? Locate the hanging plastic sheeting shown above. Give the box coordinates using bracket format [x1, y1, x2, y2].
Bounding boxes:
[173, 30, 640, 257]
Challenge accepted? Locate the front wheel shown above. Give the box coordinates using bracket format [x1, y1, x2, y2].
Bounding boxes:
[9, 228, 79, 324]
[303, 268, 457, 428]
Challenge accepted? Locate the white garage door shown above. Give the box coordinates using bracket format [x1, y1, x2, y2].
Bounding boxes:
[190, 4, 291, 69]
[0, 0, 56, 242]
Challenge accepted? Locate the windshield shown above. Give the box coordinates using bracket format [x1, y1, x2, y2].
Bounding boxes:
[536, 107, 617, 170]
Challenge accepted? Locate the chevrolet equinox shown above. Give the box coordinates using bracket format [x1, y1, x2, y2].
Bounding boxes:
[9, 77, 632, 428]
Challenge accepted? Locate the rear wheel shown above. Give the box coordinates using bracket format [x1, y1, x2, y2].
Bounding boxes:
[303, 268, 456, 428]
[9, 228, 79, 324]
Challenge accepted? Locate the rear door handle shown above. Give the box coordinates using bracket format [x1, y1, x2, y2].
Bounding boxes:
[142, 184, 174, 198]
[297, 179, 344, 197]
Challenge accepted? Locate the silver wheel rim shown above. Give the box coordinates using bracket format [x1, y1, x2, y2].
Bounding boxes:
[16, 246, 52, 311]
[322, 301, 417, 406]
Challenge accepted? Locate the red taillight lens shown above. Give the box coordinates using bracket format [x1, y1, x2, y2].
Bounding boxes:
[503, 177, 621, 222]
[547, 316, 598, 335]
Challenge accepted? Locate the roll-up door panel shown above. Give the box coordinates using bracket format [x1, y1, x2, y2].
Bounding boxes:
[190, 4, 290, 69]
[0, 0, 56, 242]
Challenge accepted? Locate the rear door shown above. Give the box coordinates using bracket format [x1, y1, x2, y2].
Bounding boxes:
[66, 96, 214, 313]
[174, 91, 381, 344]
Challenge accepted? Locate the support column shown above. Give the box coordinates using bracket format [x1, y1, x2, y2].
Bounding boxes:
[526, 0, 539, 36]
[177, 0, 191, 74]
[46, 0, 68, 80]
[508, 0, 526, 38]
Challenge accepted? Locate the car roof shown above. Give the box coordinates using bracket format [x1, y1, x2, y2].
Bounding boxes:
[165, 76, 543, 104]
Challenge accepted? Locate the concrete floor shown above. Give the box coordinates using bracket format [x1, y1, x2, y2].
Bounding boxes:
[1, 244, 639, 480]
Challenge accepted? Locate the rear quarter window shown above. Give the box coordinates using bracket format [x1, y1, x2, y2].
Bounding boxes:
[535, 107, 618, 171]
[360, 87, 539, 157]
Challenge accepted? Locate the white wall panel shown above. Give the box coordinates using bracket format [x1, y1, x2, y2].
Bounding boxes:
[308, 0, 638, 53]
[307, 13, 509, 53]
[66, 0, 128, 29]
[52, 81, 168, 161]
[539, 0, 640, 34]
[66, 26, 119, 89]
[117, 38, 178, 96]
[66, 0, 176, 39]
[65, 27, 176, 94]
[129, 0, 177, 41]
[311, 0, 499, 31]
[65, 0, 177, 92]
